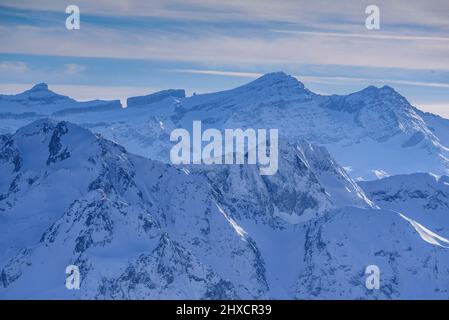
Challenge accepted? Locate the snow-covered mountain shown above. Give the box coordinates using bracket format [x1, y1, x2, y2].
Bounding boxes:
[1, 73, 449, 180]
[190, 140, 374, 227]
[1, 72, 449, 299]
[160, 72, 449, 180]
[126, 89, 185, 108]
[0, 119, 267, 299]
[359, 173, 449, 236]
[0, 83, 121, 133]
[296, 206, 449, 299]
[1, 119, 448, 299]
[3, 72, 448, 180]
[0, 83, 122, 115]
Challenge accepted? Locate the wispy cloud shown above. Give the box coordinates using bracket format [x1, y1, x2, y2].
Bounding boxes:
[64, 63, 87, 75]
[300, 75, 449, 89]
[1, 1, 449, 71]
[2, 25, 449, 71]
[0, 61, 27, 73]
[3, 0, 449, 30]
[173, 69, 449, 89]
[171, 69, 262, 78]
[271, 30, 449, 42]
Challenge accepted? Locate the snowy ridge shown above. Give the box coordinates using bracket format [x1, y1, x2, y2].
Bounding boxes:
[296, 207, 449, 299]
[1, 119, 448, 299]
[359, 173, 449, 235]
[398, 212, 449, 248]
[2, 72, 449, 180]
[0, 119, 267, 299]
[0, 83, 122, 117]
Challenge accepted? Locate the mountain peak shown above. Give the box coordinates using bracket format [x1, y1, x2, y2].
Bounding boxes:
[379, 85, 403, 97]
[360, 84, 400, 97]
[238, 71, 307, 96]
[256, 71, 304, 87]
[19, 82, 68, 101]
[260, 71, 291, 80]
[30, 83, 49, 91]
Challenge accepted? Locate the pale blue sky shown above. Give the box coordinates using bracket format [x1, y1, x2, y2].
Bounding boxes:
[0, 0, 449, 117]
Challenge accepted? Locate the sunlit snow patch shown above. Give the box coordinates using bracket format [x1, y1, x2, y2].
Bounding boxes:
[273, 206, 319, 224]
[372, 169, 389, 179]
[215, 203, 247, 239]
[399, 212, 449, 248]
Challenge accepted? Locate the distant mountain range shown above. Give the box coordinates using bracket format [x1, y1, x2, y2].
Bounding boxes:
[2, 72, 448, 180]
[1, 72, 449, 299]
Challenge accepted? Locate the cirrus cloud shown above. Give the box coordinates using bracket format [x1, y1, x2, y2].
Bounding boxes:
[0, 61, 28, 73]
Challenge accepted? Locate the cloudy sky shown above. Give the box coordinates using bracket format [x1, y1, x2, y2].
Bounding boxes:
[1, 0, 449, 117]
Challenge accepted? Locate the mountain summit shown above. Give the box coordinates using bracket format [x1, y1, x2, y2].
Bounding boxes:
[231, 71, 311, 100]
[247, 71, 305, 89]
[17, 82, 67, 101]
[29, 83, 50, 92]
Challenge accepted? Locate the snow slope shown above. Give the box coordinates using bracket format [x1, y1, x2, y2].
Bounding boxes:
[296, 207, 449, 299]
[0, 119, 266, 299]
[1, 120, 448, 299]
[359, 173, 449, 236]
